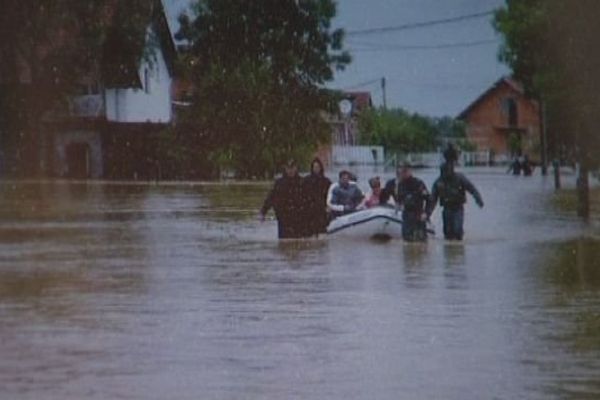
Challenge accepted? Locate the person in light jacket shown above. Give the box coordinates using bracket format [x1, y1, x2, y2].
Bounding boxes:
[326, 170, 364, 219]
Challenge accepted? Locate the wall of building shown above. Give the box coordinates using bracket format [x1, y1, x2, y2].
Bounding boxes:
[105, 29, 172, 124]
[53, 130, 103, 178]
[101, 124, 166, 180]
[465, 83, 540, 161]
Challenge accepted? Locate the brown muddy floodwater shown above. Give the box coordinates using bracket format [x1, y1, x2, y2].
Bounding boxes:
[0, 167, 599, 400]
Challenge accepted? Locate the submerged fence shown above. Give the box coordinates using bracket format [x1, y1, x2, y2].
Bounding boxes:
[331, 145, 385, 165]
[385, 150, 494, 168]
[331, 147, 497, 168]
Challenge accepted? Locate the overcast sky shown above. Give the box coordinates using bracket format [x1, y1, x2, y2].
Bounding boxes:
[164, 0, 509, 117]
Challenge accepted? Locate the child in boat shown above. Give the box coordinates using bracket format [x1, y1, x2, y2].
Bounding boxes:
[361, 176, 382, 208]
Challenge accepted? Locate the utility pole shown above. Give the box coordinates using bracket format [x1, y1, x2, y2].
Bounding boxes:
[381, 77, 387, 110]
[538, 99, 548, 175]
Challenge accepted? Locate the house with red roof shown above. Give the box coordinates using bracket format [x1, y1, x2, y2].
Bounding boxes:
[458, 77, 541, 163]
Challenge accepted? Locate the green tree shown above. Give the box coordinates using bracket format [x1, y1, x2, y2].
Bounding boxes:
[494, 0, 600, 217]
[433, 116, 466, 139]
[174, 0, 351, 178]
[359, 107, 470, 154]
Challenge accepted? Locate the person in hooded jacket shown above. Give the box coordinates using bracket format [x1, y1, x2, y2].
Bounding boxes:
[260, 159, 306, 239]
[302, 158, 331, 236]
[521, 154, 534, 176]
[443, 143, 459, 165]
[428, 162, 484, 241]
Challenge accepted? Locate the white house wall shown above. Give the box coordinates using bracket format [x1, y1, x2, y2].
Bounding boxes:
[105, 31, 172, 123]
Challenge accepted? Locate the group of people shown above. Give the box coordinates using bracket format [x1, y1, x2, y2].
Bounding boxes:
[260, 151, 484, 242]
[259, 158, 332, 239]
[508, 154, 534, 176]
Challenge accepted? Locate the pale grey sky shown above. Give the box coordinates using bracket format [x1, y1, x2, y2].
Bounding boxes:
[164, 0, 509, 117]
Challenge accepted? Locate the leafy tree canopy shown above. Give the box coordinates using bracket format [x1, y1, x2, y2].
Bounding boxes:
[494, 0, 600, 167]
[0, 0, 154, 95]
[358, 107, 468, 154]
[173, 0, 351, 178]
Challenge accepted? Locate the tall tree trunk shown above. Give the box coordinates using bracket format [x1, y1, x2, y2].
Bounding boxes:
[552, 159, 561, 190]
[577, 161, 590, 219]
[28, 62, 49, 178]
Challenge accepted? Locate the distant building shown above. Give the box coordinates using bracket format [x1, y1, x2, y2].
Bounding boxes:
[457, 77, 541, 163]
[329, 91, 373, 146]
[317, 91, 375, 166]
[0, 0, 176, 179]
[56, 0, 176, 179]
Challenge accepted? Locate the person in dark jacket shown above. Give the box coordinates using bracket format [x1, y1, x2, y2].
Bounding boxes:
[302, 158, 331, 236]
[428, 162, 484, 241]
[521, 154, 534, 176]
[380, 164, 431, 242]
[443, 143, 459, 166]
[260, 159, 306, 239]
[507, 157, 522, 175]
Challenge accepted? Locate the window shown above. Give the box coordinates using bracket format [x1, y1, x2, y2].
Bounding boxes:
[502, 97, 518, 127]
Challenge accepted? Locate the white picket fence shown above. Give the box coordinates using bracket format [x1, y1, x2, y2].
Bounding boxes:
[332, 145, 385, 165]
[392, 152, 443, 167]
[331, 147, 494, 168]
[460, 151, 493, 166]
[386, 150, 493, 168]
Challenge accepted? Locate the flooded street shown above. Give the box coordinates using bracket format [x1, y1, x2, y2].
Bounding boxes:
[1, 168, 599, 400]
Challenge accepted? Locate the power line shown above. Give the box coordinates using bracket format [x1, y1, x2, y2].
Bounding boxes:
[346, 10, 495, 36]
[348, 38, 498, 52]
[339, 78, 382, 91]
[335, 77, 496, 92]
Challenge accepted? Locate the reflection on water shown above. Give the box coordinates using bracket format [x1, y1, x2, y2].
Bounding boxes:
[0, 170, 599, 400]
[545, 239, 600, 290]
[517, 239, 600, 400]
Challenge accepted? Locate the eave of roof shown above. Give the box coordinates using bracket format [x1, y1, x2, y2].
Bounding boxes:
[457, 77, 525, 120]
[102, 0, 176, 89]
[346, 91, 373, 110]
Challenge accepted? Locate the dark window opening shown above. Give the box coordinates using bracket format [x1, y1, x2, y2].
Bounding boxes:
[66, 143, 91, 179]
[502, 98, 518, 127]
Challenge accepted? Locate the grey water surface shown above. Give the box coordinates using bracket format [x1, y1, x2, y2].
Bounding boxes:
[0, 168, 599, 400]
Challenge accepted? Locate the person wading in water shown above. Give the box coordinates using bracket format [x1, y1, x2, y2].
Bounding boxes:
[260, 159, 306, 239]
[302, 158, 331, 236]
[380, 164, 431, 242]
[428, 162, 484, 241]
